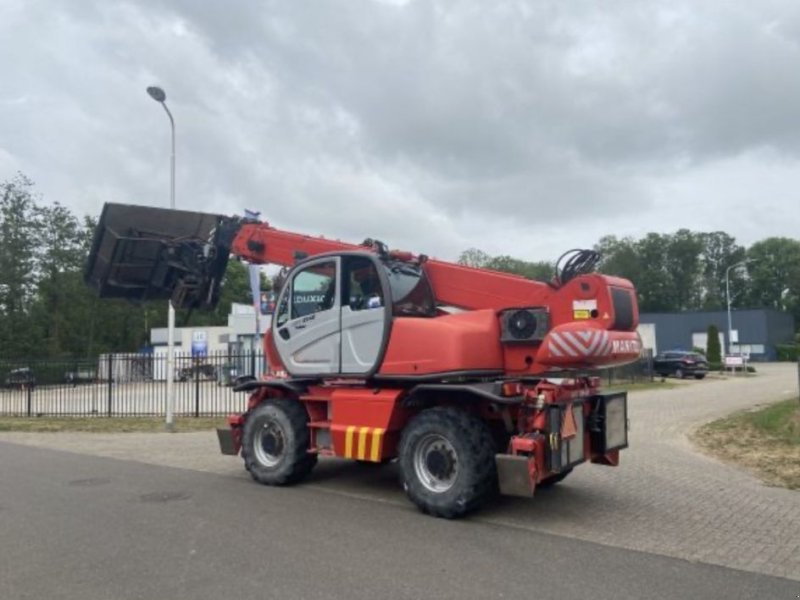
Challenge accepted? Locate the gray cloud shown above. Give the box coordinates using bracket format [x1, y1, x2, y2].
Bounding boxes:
[1, 0, 799, 263]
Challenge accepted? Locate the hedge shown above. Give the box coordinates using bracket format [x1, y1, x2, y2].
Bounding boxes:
[776, 344, 799, 362]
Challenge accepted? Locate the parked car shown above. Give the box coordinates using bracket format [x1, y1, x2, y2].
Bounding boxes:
[177, 363, 217, 382]
[4, 368, 36, 388]
[653, 351, 709, 379]
[64, 369, 97, 385]
[216, 363, 239, 387]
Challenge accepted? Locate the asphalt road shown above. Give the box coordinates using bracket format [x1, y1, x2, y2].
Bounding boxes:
[1, 442, 797, 600]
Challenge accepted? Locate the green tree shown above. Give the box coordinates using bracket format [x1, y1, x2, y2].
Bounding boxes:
[0, 174, 41, 357]
[30, 202, 90, 356]
[665, 229, 703, 311]
[485, 255, 553, 281]
[595, 235, 642, 285]
[699, 232, 746, 310]
[746, 237, 800, 324]
[633, 233, 675, 311]
[458, 248, 553, 281]
[457, 248, 491, 268]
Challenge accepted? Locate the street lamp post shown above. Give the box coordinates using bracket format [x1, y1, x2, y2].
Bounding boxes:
[147, 86, 177, 432]
[725, 260, 749, 357]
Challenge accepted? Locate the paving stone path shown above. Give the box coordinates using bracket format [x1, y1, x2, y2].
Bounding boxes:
[2, 363, 798, 580]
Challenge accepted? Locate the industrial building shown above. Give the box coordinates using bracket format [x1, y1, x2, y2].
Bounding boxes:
[638, 308, 795, 360]
[149, 303, 269, 380]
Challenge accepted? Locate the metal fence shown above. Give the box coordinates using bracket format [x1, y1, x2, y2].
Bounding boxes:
[0, 351, 263, 417]
[1, 348, 657, 418]
[599, 349, 655, 385]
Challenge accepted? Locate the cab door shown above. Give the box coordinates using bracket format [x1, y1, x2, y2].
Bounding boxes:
[340, 256, 388, 375]
[272, 258, 341, 376]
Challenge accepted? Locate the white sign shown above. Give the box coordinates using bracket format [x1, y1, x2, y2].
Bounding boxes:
[572, 299, 597, 310]
[730, 329, 739, 344]
[724, 355, 744, 367]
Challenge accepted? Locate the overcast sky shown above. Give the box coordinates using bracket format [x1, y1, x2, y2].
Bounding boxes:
[1, 0, 798, 262]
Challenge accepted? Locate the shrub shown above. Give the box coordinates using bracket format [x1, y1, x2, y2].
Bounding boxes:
[692, 346, 706, 356]
[776, 344, 799, 362]
[707, 324, 722, 364]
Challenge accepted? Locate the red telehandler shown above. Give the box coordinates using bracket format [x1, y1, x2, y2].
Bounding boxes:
[85, 203, 641, 518]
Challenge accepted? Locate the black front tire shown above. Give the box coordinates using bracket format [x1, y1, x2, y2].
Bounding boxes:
[694, 374, 706, 380]
[399, 407, 497, 519]
[241, 399, 317, 485]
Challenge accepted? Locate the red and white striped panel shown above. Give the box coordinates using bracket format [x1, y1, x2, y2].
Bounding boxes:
[547, 330, 612, 358]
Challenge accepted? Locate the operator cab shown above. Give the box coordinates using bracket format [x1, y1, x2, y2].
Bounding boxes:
[271, 252, 434, 377]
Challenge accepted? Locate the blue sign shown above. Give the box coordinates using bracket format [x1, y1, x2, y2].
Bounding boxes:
[191, 331, 208, 357]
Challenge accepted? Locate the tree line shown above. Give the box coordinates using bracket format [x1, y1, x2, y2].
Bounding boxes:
[2, 174, 797, 359]
[0, 174, 252, 359]
[461, 235, 800, 324]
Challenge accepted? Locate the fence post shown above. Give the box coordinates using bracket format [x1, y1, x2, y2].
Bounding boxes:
[26, 361, 32, 417]
[194, 362, 201, 418]
[107, 354, 113, 417]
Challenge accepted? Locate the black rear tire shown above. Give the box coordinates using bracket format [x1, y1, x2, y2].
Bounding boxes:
[241, 399, 317, 485]
[399, 407, 496, 519]
[694, 374, 706, 380]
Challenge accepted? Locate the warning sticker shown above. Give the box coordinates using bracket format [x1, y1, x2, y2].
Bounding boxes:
[572, 299, 597, 311]
[573, 309, 590, 320]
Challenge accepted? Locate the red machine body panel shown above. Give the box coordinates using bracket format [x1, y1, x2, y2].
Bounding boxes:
[378, 310, 504, 376]
[227, 220, 642, 375]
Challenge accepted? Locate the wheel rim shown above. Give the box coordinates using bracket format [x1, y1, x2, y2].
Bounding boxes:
[254, 419, 286, 467]
[413, 433, 459, 493]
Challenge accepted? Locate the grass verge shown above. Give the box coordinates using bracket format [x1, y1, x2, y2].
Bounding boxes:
[0, 416, 226, 433]
[692, 399, 800, 490]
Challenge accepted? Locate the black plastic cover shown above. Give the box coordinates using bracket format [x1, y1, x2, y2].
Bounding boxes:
[610, 287, 635, 331]
[84, 203, 239, 310]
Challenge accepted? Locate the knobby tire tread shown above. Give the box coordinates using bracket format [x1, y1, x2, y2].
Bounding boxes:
[241, 399, 317, 486]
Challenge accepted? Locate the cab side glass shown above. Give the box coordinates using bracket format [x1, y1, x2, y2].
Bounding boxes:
[346, 257, 383, 311]
[384, 262, 436, 317]
[275, 291, 290, 327]
[291, 261, 337, 319]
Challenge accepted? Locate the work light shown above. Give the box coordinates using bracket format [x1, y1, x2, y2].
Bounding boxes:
[590, 392, 628, 453]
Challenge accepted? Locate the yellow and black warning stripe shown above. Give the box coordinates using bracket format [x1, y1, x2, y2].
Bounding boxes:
[343, 426, 385, 462]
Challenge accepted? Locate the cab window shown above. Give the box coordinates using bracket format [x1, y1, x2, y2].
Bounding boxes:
[383, 262, 436, 317]
[291, 261, 337, 319]
[344, 256, 384, 310]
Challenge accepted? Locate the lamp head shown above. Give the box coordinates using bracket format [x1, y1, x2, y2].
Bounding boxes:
[147, 86, 166, 103]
